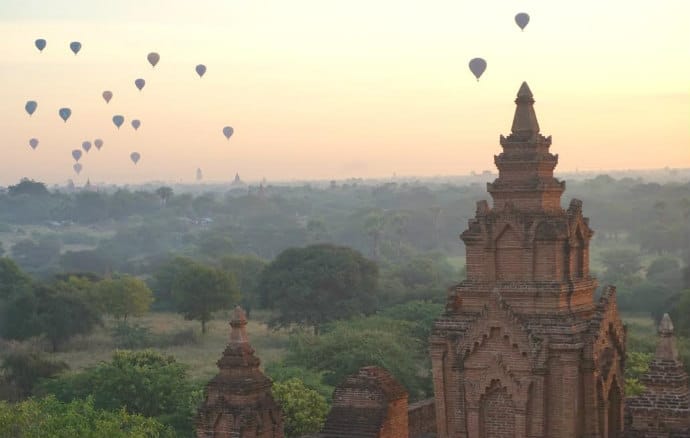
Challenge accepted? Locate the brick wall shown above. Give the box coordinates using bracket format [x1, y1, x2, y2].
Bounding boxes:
[408, 398, 436, 438]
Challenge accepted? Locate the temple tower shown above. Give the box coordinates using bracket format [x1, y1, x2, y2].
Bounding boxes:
[196, 306, 284, 438]
[430, 83, 626, 437]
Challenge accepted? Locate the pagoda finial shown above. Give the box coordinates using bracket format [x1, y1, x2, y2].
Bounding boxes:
[656, 313, 679, 361]
[229, 305, 249, 345]
[511, 81, 540, 137]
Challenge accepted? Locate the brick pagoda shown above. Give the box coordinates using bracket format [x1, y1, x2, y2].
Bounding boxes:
[195, 306, 284, 438]
[626, 314, 690, 437]
[429, 82, 626, 437]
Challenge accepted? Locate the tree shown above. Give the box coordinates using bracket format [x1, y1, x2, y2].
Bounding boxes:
[172, 262, 239, 333]
[59, 249, 113, 276]
[196, 231, 233, 258]
[625, 351, 652, 396]
[284, 316, 430, 399]
[11, 236, 62, 271]
[96, 275, 153, 320]
[0, 257, 32, 299]
[152, 256, 196, 309]
[7, 178, 49, 196]
[272, 378, 329, 437]
[600, 248, 641, 282]
[0, 396, 174, 438]
[155, 186, 174, 207]
[259, 244, 379, 334]
[1, 284, 101, 352]
[40, 350, 198, 436]
[219, 254, 267, 313]
[0, 350, 68, 401]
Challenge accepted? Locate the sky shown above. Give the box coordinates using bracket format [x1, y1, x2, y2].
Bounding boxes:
[1, 0, 689, 185]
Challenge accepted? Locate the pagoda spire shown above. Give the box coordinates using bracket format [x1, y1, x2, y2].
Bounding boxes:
[487, 82, 564, 213]
[656, 313, 679, 361]
[510, 81, 540, 138]
[195, 306, 284, 437]
[228, 306, 249, 346]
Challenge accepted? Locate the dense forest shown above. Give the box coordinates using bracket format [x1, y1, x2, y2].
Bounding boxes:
[0, 173, 688, 437]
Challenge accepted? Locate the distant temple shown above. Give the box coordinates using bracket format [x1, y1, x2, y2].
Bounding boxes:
[196, 84, 690, 438]
[231, 173, 244, 186]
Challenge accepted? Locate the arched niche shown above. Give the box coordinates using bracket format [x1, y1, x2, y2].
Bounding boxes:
[495, 224, 525, 281]
[479, 380, 516, 438]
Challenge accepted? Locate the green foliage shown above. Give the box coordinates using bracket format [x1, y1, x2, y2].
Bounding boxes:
[196, 231, 233, 258]
[10, 236, 62, 271]
[112, 322, 154, 349]
[284, 315, 431, 400]
[600, 249, 641, 282]
[272, 378, 329, 438]
[378, 300, 444, 340]
[0, 350, 68, 400]
[51, 275, 103, 314]
[97, 275, 154, 320]
[155, 187, 174, 206]
[60, 249, 112, 276]
[172, 262, 240, 333]
[624, 351, 652, 396]
[259, 244, 379, 333]
[670, 289, 690, 338]
[40, 350, 199, 436]
[0, 257, 32, 299]
[219, 254, 267, 312]
[111, 322, 199, 349]
[0, 396, 174, 437]
[0, 284, 101, 351]
[265, 362, 333, 401]
[7, 178, 49, 197]
[152, 256, 196, 309]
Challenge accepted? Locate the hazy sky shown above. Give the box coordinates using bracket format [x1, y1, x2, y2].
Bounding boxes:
[1, 0, 689, 184]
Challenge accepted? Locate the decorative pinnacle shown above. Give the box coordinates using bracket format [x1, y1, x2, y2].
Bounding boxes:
[229, 306, 249, 345]
[659, 313, 674, 336]
[655, 313, 678, 361]
[510, 81, 540, 136]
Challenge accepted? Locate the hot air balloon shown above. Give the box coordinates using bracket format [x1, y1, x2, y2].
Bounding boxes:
[515, 13, 530, 31]
[73, 163, 82, 174]
[113, 115, 125, 129]
[130, 152, 141, 165]
[222, 126, 234, 139]
[69, 41, 82, 55]
[195, 64, 206, 77]
[29, 138, 39, 150]
[147, 52, 160, 67]
[72, 149, 82, 162]
[135, 78, 145, 91]
[94, 139, 104, 150]
[82, 141, 92, 153]
[102, 90, 113, 103]
[469, 58, 487, 81]
[131, 119, 141, 130]
[59, 108, 72, 122]
[35, 39, 47, 52]
[25, 101, 37, 116]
